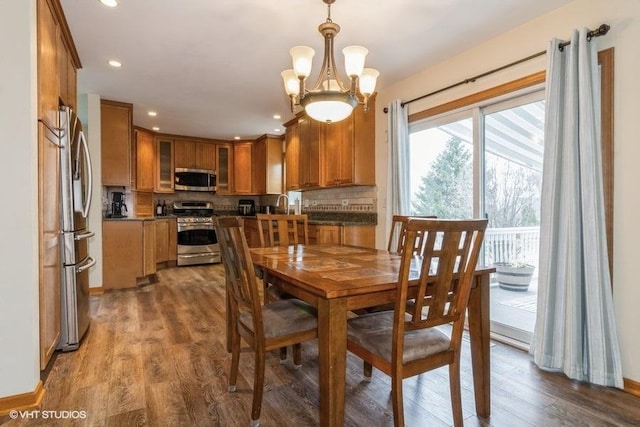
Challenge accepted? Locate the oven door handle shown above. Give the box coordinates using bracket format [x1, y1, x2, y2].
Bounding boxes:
[177, 224, 215, 231]
[179, 253, 217, 259]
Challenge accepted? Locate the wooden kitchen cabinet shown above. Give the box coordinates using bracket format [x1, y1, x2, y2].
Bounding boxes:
[323, 117, 355, 186]
[103, 219, 155, 289]
[155, 217, 177, 264]
[285, 122, 300, 191]
[38, 0, 59, 128]
[37, 0, 80, 370]
[284, 99, 375, 191]
[103, 220, 143, 289]
[155, 138, 174, 192]
[284, 114, 321, 190]
[344, 225, 376, 248]
[351, 98, 376, 186]
[298, 115, 322, 189]
[233, 141, 253, 194]
[216, 143, 233, 194]
[196, 142, 217, 170]
[56, 31, 77, 110]
[143, 220, 156, 276]
[307, 224, 375, 248]
[175, 139, 216, 171]
[174, 139, 196, 169]
[101, 99, 133, 186]
[134, 128, 155, 191]
[38, 122, 61, 370]
[253, 135, 283, 195]
[322, 100, 375, 187]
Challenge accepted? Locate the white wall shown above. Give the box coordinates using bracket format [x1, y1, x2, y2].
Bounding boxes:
[375, 0, 640, 383]
[0, 0, 41, 397]
[78, 94, 103, 288]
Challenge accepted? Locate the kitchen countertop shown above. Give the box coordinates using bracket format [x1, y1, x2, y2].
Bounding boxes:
[103, 213, 377, 226]
[103, 215, 176, 221]
[230, 212, 377, 226]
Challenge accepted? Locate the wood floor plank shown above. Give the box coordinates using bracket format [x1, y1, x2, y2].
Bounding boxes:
[106, 343, 146, 417]
[4, 264, 637, 427]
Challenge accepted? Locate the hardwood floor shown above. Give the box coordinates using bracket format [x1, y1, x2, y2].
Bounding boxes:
[3, 264, 640, 426]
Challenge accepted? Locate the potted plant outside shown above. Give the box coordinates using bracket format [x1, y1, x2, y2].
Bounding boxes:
[491, 235, 536, 291]
[495, 261, 535, 291]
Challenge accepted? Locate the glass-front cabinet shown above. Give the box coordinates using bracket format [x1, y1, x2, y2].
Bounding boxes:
[216, 143, 232, 194]
[155, 138, 174, 192]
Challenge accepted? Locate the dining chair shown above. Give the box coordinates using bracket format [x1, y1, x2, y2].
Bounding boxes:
[256, 213, 309, 304]
[255, 213, 310, 361]
[347, 218, 487, 427]
[387, 214, 437, 254]
[214, 216, 318, 427]
[352, 214, 438, 316]
[256, 213, 309, 248]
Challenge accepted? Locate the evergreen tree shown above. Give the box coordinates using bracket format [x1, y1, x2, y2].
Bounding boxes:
[411, 136, 541, 226]
[411, 137, 473, 218]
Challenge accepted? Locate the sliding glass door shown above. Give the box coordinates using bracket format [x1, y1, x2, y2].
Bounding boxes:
[408, 89, 545, 345]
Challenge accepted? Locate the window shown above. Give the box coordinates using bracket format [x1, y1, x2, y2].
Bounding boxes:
[406, 48, 614, 345]
[409, 88, 545, 344]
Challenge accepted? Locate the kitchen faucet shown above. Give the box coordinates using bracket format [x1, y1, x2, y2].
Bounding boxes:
[276, 194, 289, 214]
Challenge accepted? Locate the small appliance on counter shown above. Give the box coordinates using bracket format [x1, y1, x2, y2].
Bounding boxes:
[237, 199, 256, 216]
[108, 191, 128, 218]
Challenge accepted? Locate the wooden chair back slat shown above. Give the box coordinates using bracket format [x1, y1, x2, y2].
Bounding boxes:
[394, 219, 487, 348]
[387, 215, 437, 254]
[256, 214, 309, 248]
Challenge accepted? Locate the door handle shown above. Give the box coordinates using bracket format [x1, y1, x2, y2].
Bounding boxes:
[75, 231, 95, 241]
[76, 256, 96, 273]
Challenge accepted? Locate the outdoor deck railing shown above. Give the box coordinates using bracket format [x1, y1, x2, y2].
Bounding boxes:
[484, 226, 540, 267]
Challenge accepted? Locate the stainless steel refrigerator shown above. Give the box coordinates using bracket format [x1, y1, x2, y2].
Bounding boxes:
[57, 106, 95, 351]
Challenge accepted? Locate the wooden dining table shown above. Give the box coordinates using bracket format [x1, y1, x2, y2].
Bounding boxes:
[250, 243, 495, 426]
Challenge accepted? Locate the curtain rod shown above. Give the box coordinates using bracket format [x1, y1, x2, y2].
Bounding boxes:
[383, 24, 610, 113]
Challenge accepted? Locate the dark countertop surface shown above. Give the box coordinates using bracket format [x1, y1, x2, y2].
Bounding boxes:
[103, 215, 177, 221]
[104, 213, 377, 226]
[228, 212, 377, 226]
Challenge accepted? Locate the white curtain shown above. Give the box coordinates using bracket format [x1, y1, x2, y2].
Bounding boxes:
[387, 100, 411, 217]
[531, 29, 623, 388]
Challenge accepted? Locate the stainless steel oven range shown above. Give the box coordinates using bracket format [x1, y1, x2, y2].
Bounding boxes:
[173, 201, 220, 266]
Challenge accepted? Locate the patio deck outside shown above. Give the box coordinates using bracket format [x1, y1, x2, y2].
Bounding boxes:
[485, 226, 540, 344]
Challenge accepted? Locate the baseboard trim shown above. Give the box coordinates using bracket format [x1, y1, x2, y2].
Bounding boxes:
[89, 286, 104, 295]
[624, 377, 640, 397]
[0, 381, 45, 416]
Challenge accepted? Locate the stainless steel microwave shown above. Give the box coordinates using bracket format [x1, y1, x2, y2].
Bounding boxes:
[174, 168, 217, 192]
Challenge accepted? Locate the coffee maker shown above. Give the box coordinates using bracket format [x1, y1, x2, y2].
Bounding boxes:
[109, 191, 128, 218]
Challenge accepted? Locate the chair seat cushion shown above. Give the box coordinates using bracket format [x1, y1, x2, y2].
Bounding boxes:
[347, 312, 450, 364]
[239, 298, 317, 339]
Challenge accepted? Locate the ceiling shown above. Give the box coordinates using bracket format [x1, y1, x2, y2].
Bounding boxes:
[60, 0, 570, 141]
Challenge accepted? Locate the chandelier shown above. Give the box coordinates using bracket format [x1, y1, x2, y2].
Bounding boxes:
[281, 0, 379, 123]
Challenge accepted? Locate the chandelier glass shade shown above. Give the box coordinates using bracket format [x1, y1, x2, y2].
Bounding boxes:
[281, 0, 379, 123]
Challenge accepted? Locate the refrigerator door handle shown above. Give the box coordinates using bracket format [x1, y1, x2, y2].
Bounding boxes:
[75, 231, 95, 241]
[40, 119, 62, 147]
[74, 130, 93, 218]
[76, 256, 96, 273]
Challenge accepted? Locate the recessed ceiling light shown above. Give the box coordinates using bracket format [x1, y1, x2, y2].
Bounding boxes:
[108, 60, 122, 68]
[234, 136, 241, 140]
[274, 128, 281, 132]
[99, 0, 118, 7]
[273, 114, 281, 120]
[152, 127, 160, 131]
[148, 111, 157, 117]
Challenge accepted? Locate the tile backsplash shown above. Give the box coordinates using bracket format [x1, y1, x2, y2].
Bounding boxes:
[299, 186, 376, 212]
[102, 185, 377, 216]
